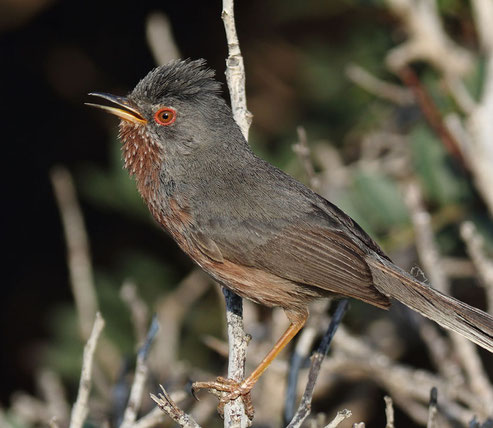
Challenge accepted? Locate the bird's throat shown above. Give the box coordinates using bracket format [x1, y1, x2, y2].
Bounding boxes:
[119, 121, 164, 206]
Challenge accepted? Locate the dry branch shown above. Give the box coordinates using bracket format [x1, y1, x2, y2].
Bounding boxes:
[461, 221, 493, 312]
[146, 12, 180, 66]
[50, 166, 98, 340]
[426, 387, 438, 428]
[221, 0, 252, 425]
[120, 280, 149, 346]
[287, 300, 349, 428]
[384, 396, 394, 428]
[69, 313, 105, 428]
[120, 316, 159, 428]
[151, 385, 201, 428]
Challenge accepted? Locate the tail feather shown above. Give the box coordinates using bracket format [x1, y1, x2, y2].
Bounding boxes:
[366, 256, 493, 353]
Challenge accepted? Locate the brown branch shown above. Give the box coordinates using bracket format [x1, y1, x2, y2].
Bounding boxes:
[397, 66, 466, 169]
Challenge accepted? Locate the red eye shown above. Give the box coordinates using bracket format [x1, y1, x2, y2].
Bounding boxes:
[154, 107, 176, 125]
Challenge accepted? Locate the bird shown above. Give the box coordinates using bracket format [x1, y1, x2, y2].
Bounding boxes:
[87, 58, 493, 417]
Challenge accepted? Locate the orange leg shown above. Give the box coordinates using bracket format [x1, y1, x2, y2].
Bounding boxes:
[192, 313, 307, 417]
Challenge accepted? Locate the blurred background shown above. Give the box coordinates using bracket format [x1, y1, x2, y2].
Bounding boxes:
[3, 0, 493, 427]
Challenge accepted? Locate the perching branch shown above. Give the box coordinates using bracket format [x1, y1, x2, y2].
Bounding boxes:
[221, 1, 252, 426]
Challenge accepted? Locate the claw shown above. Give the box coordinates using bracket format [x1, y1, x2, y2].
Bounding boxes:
[191, 377, 255, 419]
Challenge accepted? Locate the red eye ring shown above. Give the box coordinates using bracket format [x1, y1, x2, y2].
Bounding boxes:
[154, 107, 176, 126]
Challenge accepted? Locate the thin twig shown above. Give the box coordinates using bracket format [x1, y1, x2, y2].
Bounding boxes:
[292, 126, 321, 191]
[50, 166, 99, 340]
[287, 300, 349, 428]
[120, 316, 159, 428]
[284, 301, 329, 423]
[460, 221, 493, 312]
[69, 313, 105, 428]
[398, 66, 466, 169]
[346, 63, 414, 105]
[384, 396, 395, 428]
[145, 12, 180, 66]
[324, 409, 353, 428]
[327, 326, 478, 425]
[222, 0, 252, 140]
[133, 406, 165, 428]
[38, 369, 70, 426]
[151, 385, 201, 428]
[404, 182, 493, 417]
[120, 280, 149, 346]
[427, 387, 438, 428]
[152, 269, 210, 374]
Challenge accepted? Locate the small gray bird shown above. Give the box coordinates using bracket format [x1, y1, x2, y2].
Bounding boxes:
[88, 59, 493, 416]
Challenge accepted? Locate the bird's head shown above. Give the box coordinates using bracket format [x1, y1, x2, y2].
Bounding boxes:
[87, 59, 242, 190]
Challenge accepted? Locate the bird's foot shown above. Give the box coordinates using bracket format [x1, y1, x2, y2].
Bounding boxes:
[192, 376, 254, 419]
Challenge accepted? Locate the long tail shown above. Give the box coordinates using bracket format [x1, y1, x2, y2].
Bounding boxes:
[366, 256, 493, 353]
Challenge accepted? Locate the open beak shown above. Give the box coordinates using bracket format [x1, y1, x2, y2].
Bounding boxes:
[86, 93, 147, 124]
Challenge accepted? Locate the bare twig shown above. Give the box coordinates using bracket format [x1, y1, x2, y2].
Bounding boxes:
[327, 326, 478, 425]
[50, 166, 98, 340]
[385, 0, 473, 76]
[287, 300, 349, 428]
[145, 12, 180, 66]
[38, 369, 70, 426]
[120, 280, 149, 346]
[404, 182, 493, 417]
[397, 67, 466, 169]
[346, 63, 414, 105]
[292, 126, 321, 191]
[152, 269, 210, 374]
[427, 387, 438, 428]
[49, 417, 61, 428]
[222, 0, 252, 139]
[120, 316, 159, 428]
[69, 313, 105, 428]
[133, 406, 165, 428]
[221, 1, 253, 425]
[151, 385, 201, 428]
[460, 221, 493, 312]
[284, 300, 329, 423]
[324, 409, 353, 428]
[222, 288, 251, 427]
[384, 396, 395, 428]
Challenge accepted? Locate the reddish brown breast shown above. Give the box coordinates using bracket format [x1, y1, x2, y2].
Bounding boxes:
[119, 121, 164, 204]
